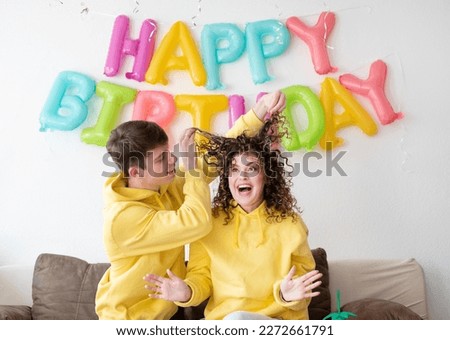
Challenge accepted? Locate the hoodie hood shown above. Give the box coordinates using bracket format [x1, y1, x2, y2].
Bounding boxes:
[104, 172, 171, 209]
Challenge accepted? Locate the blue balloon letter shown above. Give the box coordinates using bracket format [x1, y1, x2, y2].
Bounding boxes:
[201, 23, 245, 90]
[245, 20, 290, 84]
[39, 71, 95, 131]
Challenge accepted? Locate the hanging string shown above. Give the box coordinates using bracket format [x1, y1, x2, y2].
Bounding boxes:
[191, 0, 202, 28]
[133, 1, 140, 14]
[80, 2, 89, 16]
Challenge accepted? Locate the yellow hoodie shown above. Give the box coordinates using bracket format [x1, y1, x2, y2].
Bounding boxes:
[95, 110, 263, 320]
[178, 202, 316, 320]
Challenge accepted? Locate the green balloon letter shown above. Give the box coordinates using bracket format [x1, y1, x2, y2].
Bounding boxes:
[281, 85, 325, 151]
[81, 82, 137, 146]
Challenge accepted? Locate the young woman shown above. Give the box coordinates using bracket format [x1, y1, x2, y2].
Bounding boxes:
[144, 116, 322, 320]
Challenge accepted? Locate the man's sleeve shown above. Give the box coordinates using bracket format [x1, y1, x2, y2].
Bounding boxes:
[110, 172, 212, 256]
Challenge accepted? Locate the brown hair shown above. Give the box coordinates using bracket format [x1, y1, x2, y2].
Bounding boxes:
[106, 120, 168, 177]
[198, 115, 300, 224]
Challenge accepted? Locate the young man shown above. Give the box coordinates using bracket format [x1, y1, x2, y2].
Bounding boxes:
[95, 91, 286, 319]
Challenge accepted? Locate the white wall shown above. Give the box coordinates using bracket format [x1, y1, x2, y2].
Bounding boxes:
[1, 0, 449, 319]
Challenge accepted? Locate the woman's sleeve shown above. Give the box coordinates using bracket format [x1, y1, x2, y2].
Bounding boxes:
[176, 241, 212, 307]
[226, 109, 264, 138]
[273, 218, 316, 310]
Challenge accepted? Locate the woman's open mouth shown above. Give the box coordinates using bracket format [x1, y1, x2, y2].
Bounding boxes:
[237, 184, 252, 193]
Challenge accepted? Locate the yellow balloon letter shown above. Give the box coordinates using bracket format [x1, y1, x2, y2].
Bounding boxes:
[319, 77, 378, 149]
[145, 21, 206, 86]
[175, 95, 228, 131]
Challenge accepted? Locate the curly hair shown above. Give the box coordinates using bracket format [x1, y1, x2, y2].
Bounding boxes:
[197, 115, 300, 225]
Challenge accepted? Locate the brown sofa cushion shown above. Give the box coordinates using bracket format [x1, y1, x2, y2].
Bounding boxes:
[0, 305, 32, 320]
[31, 253, 110, 320]
[308, 247, 331, 320]
[341, 298, 422, 320]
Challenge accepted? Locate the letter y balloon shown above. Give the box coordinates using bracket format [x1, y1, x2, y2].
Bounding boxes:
[339, 60, 404, 125]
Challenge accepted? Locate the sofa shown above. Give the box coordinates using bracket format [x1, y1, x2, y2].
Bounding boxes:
[0, 248, 427, 320]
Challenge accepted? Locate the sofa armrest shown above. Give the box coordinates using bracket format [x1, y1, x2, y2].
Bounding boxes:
[0, 305, 32, 320]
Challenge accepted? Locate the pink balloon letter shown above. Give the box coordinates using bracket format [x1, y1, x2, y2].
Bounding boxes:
[228, 95, 245, 128]
[339, 60, 404, 125]
[104, 15, 157, 82]
[286, 12, 337, 75]
[132, 91, 176, 128]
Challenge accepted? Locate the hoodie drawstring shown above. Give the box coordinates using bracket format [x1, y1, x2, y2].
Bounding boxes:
[256, 212, 265, 247]
[234, 212, 240, 248]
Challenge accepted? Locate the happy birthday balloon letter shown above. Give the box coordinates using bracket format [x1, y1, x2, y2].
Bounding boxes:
[145, 21, 206, 86]
[281, 85, 325, 151]
[339, 60, 404, 125]
[287, 12, 337, 75]
[228, 95, 245, 128]
[81, 82, 137, 146]
[104, 15, 158, 82]
[132, 91, 176, 128]
[319, 77, 377, 150]
[174, 94, 228, 131]
[201, 23, 246, 90]
[245, 20, 290, 84]
[39, 71, 95, 131]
